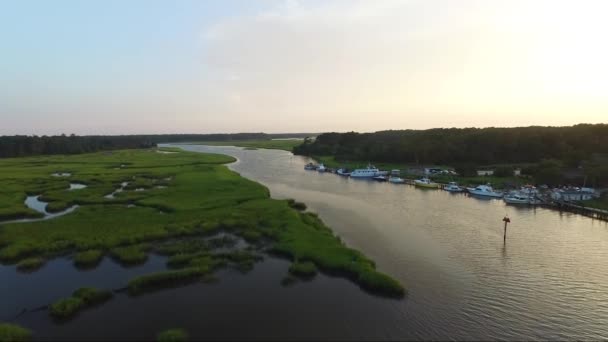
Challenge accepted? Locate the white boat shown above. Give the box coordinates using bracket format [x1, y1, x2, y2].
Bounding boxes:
[414, 178, 439, 188]
[336, 168, 351, 176]
[467, 184, 503, 198]
[503, 192, 530, 204]
[350, 164, 380, 178]
[372, 175, 388, 182]
[444, 182, 464, 192]
[317, 163, 326, 172]
[389, 177, 405, 184]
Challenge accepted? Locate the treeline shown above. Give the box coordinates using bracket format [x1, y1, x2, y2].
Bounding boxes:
[295, 125, 608, 165]
[0, 133, 314, 158]
[294, 124, 608, 186]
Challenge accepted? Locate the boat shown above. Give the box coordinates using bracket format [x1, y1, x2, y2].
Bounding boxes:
[414, 178, 439, 188]
[443, 181, 464, 192]
[336, 168, 351, 176]
[389, 177, 405, 184]
[372, 175, 388, 182]
[304, 163, 316, 170]
[503, 192, 530, 204]
[350, 164, 380, 178]
[467, 184, 503, 198]
[317, 163, 326, 172]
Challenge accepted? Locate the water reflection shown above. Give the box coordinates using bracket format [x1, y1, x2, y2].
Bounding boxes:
[168, 144, 608, 340]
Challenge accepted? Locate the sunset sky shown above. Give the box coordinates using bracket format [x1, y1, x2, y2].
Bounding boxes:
[1, 0, 607, 135]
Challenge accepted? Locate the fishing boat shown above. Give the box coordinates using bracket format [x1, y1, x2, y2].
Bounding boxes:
[317, 163, 326, 172]
[304, 163, 317, 170]
[443, 181, 464, 192]
[389, 177, 405, 184]
[414, 178, 439, 189]
[467, 184, 503, 198]
[350, 164, 380, 178]
[336, 168, 351, 176]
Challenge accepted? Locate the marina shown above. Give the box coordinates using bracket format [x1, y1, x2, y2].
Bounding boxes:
[300, 159, 606, 221]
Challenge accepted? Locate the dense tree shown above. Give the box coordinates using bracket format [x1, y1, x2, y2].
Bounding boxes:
[294, 124, 608, 166]
[0, 133, 313, 158]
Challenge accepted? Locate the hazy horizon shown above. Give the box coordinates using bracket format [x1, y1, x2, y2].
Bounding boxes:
[2, 0, 607, 135]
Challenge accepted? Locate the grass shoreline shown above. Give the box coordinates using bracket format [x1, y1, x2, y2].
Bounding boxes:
[0, 148, 405, 301]
[177, 139, 302, 152]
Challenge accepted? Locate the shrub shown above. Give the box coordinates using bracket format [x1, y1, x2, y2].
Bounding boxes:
[0, 323, 32, 342]
[157, 328, 189, 342]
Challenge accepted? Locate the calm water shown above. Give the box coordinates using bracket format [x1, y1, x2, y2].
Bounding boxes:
[3, 145, 608, 340]
[175, 144, 608, 340]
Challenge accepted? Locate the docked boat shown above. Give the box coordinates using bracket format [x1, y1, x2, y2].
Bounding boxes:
[304, 163, 316, 170]
[372, 175, 388, 182]
[467, 184, 503, 198]
[336, 168, 351, 176]
[414, 178, 439, 188]
[443, 181, 464, 192]
[503, 192, 530, 204]
[350, 164, 380, 178]
[389, 177, 405, 184]
[317, 163, 326, 172]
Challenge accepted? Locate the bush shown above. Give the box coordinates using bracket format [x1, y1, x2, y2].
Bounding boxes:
[0, 323, 32, 342]
[157, 328, 189, 342]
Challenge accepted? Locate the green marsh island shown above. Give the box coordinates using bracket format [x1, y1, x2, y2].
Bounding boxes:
[0, 147, 404, 339]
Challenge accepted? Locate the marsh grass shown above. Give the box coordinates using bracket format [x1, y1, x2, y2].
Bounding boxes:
[127, 268, 208, 295]
[157, 328, 189, 342]
[49, 287, 113, 319]
[288, 261, 317, 278]
[73, 249, 104, 268]
[16, 257, 45, 272]
[287, 199, 307, 211]
[110, 244, 149, 265]
[0, 148, 405, 298]
[0, 323, 32, 342]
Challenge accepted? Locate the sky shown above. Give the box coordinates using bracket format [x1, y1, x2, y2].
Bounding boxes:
[1, 0, 607, 135]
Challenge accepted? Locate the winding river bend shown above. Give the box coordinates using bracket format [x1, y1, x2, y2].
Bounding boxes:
[3, 145, 608, 340]
[174, 144, 608, 340]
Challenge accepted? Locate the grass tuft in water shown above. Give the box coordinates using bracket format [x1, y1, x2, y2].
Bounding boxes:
[49, 287, 113, 319]
[157, 328, 189, 342]
[73, 249, 104, 268]
[16, 257, 45, 272]
[288, 261, 317, 278]
[0, 323, 32, 342]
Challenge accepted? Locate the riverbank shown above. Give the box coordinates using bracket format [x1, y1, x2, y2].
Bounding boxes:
[178, 139, 302, 152]
[0, 148, 404, 337]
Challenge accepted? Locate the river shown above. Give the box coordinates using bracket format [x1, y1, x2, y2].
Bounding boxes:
[5, 144, 608, 340]
[176, 145, 608, 340]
